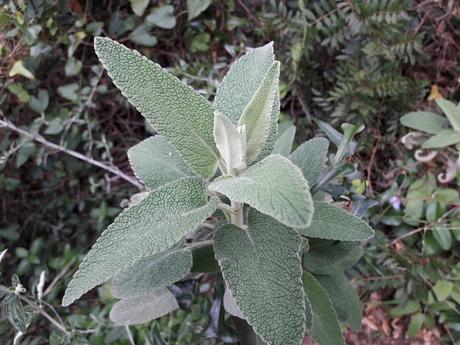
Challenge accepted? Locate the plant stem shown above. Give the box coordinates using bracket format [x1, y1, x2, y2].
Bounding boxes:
[230, 201, 244, 227]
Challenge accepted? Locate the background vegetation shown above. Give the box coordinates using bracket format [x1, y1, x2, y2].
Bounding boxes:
[1, 0, 459, 344]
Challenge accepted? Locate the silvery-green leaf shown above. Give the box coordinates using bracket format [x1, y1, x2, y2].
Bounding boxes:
[111, 244, 192, 298]
[62, 178, 219, 306]
[290, 137, 329, 185]
[187, 0, 212, 20]
[215, 43, 274, 123]
[421, 129, 460, 149]
[6, 295, 27, 333]
[436, 99, 460, 132]
[315, 272, 362, 331]
[400, 111, 449, 134]
[223, 288, 245, 319]
[334, 123, 364, 165]
[215, 43, 279, 161]
[145, 6, 176, 29]
[128, 136, 195, 189]
[110, 288, 178, 325]
[303, 272, 345, 345]
[213, 111, 246, 175]
[94, 37, 218, 177]
[271, 123, 296, 157]
[238, 61, 280, 163]
[297, 202, 374, 241]
[130, 0, 149, 16]
[214, 210, 305, 345]
[209, 154, 314, 228]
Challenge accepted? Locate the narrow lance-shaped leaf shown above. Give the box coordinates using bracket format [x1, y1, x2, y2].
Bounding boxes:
[400, 111, 449, 134]
[290, 137, 329, 185]
[238, 61, 280, 163]
[209, 154, 314, 228]
[62, 177, 219, 306]
[128, 136, 195, 189]
[214, 210, 306, 345]
[213, 111, 246, 175]
[297, 202, 374, 241]
[111, 243, 193, 298]
[94, 37, 219, 177]
[110, 288, 179, 325]
[303, 272, 345, 345]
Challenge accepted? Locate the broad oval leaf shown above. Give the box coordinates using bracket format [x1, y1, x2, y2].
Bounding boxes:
[94, 37, 219, 177]
[128, 136, 195, 189]
[238, 61, 280, 163]
[290, 137, 329, 185]
[421, 129, 460, 149]
[214, 210, 306, 345]
[110, 288, 179, 325]
[209, 154, 314, 228]
[62, 177, 219, 306]
[111, 243, 192, 298]
[315, 272, 362, 331]
[303, 272, 345, 345]
[297, 202, 374, 241]
[436, 99, 460, 132]
[6, 294, 27, 333]
[400, 111, 449, 134]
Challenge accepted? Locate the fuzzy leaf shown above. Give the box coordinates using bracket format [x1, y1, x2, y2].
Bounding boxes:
[436, 99, 460, 132]
[223, 288, 245, 319]
[128, 136, 195, 189]
[400, 111, 449, 134]
[209, 154, 314, 228]
[421, 129, 460, 149]
[238, 61, 280, 163]
[94, 37, 218, 177]
[62, 178, 219, 306]
[214, 210, 306, 345]
[272, 123, 296, 157]
[297, 202, 374, 241]
[110, 288, 179, 325]
[303, 272, 345, 345]
[111, 243, 192, 298]
[215, 43, 279, 160]
[213, 111, 246, 174]
[290, 137, 329, 185]
[315, 272, 362, 331]
[6, 295, 27, 332]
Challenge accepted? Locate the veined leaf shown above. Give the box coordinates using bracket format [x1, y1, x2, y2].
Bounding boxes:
[128, 136, 195, 189]
[215, 43, 279, 161]
[62, 177, 219, 306]
[290, 137, 329, 185]
[209, 154, 314, 228]
[303, 272, 345, 345]
[421, 129, 460, 149]
[297, 202, 374, 241]
[400, 111, 449, 134]
[94, 37, 218, 177]
[110, 288, 179, 325]
[271, 123, 296, 157]
[214, 210, 306, 345]
[6, 295, 27, 333]
[238, 61, 280, 163]
[315, 272, 362, 331]
[213, 111, 246, 175]
[111, 243, 192, 298]
[436, 99, 460, 132]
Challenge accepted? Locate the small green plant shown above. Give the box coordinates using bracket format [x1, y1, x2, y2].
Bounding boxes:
[62, 37, 374, 345]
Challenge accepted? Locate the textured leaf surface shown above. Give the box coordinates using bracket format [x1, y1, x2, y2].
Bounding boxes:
[209, 154, 314, 228]
[6, 295, 27, 332]
[290, 137, 329, 185]
[297, 202, 374, 241]
[400, 111, 448, 134]
[214, 210, 305, 345]
[128, 136, 194, 189]
[238, 62, 280, 163]
[272, 123, 296, 157]
[110, 288, 178, 325]
[94, 37, 218, 177]
[111, 244, 192, 298]
[315, 272, 362, 331]
[62, 178, 219, 306]
[213, 111, 246, 174]
[223, 288, 246, 319]
[304, 241, 362, 274]
[303, 272, 345, 345]
[421, 129, 460, 148]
